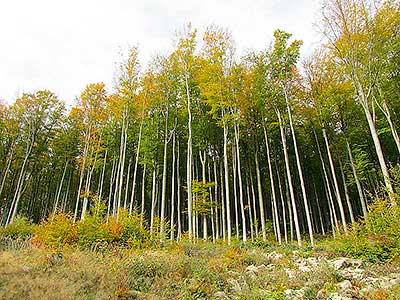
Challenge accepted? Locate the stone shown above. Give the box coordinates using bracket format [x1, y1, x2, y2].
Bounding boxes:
[227, 270, 240, 277]
[227, 278, 242, 293]
[266, 263, 275, 271]
[316, 290, 326, 299]
[256, 264, 268, 272]
[348, 259, 364, 268]
[245, 264, 258, 273]
[284, 268, 296, 279]
[266, 250, 284, 261]
[330, 257, 350, 270]
[213, 291, 228, 299]
[328, 292, 352, 300]
[336, 280, 352, 292]
[389, 277, 400, 286]
[339, 268, 365, 280]
[298, 264, 311, 273]
[305, 257, 320, 266]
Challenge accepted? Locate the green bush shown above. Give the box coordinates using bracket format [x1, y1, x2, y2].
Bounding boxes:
[34, 213, 77, 248]
[333, 197, 400, 262]
[33, 204, 152, 250]
[0, 216, 36, 239]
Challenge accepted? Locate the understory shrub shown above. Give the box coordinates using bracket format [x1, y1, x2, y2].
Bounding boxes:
[0, 216, 36, 239]
[332, 196, 400, 262]
[33, 202, 150, 249]
[33, 213, 77, 248]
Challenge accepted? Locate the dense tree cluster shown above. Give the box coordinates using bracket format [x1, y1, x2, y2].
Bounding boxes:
[1, 0, 399, 246]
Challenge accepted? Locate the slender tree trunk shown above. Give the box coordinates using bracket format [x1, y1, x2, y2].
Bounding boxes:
[255, 149, 266, 241]
[150, 166, 156, 237]
[208, 161, 215, 243]
[98, 150, 108, 203]
[107, 159, 117, 222]
[323, 128, 347, 233]
[263, 125, 281, 245]
[234, 123, 247, 242]
[315, 130, 340, 233]
[375, 93, 400, 155]
[277, 110, 302, 247]
[218, 160, 226, 242]
[0, 146, 13, 199]
[285, 100, 313, 246]
[249, 167, 258, 237]
[117, 113, 128, 215]
[160, 111, 169, 240]
[53, 160, 68, 215]
[170, 129, 176, 241]
[7, 140, 33, 225]
[74, 126, 91, 222]
[185, 74, 194, 240]
[199, 149, 208, 241]
[140, 164, 147, 227]
[213, 159, 219, 240]
[232, 144, 239, 240]
[81, 151, 97, 220]
[223, 116, 231, 245]
[275, 159, 288, 244]
[339, 160, 355, 224]
[246, 176, 254, 241]
[177, 140, 182, 241]
[129, 116, 144, 213]
[123, 159, 132, 209]
[361, 95, 394, 196]
[346, 140, 368, 217]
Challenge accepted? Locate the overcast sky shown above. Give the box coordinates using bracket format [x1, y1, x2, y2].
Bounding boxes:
[0, 0, 322, 105]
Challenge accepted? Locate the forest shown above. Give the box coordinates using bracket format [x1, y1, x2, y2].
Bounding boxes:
[0, 0, 399, 250]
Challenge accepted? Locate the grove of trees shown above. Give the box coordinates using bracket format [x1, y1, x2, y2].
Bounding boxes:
[1, 0, 399, 246]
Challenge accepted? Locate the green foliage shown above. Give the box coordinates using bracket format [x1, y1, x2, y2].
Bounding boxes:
[0, 216, 36, 239]
[33, 205, 151, 250]
[34, 213, 77, 248]
[329, 196, 400, 262]
[116, 209, 150, 247]
[127, 257, 163, 291]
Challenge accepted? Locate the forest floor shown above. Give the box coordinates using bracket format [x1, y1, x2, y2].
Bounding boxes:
[0, 241, 399, 300]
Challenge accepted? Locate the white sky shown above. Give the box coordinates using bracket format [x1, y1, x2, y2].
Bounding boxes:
[0, 0, 322, 105]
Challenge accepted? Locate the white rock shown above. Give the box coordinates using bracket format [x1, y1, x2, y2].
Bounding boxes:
[298, 264, 312, 273]
[284, 268, 296, 279]
[227, 278, 242, 293]
[305, 257, 320, 266]
[330, 257, 350, 270]
[389, 277, 400, 286]
[340, 268, 365, 280]
[337, 280, 352, 292]
[348, 259, 364, 268]
[266, 250, 284, 261]
[329, 292, 352, 300]
[213, 291, 228, 299]
[245, 264, 258, 273]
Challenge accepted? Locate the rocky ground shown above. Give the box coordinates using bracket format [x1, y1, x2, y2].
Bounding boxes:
[218, 250, 400, 299]
[0, 244, 399, 299]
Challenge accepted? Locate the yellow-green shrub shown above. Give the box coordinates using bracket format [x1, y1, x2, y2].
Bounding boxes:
[33, 213, 77, 248]
[0, 216, 36, 239]
[333, 197, 400, 262]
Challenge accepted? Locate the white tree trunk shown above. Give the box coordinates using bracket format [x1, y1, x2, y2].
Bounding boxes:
[277, 110, 302, 247]
[234, 123, 247, 242]
[346, 140, 368, 217]
[286, 100, 314, 246]
[263, 125, 281, 245]
[323, 129, 347, 233]
[254, 149, 266, 241]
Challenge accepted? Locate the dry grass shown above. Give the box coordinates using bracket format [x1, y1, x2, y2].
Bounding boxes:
[0, 242, 399, 300]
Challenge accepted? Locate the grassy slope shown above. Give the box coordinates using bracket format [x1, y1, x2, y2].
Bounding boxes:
[1, 242, 399, 300]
